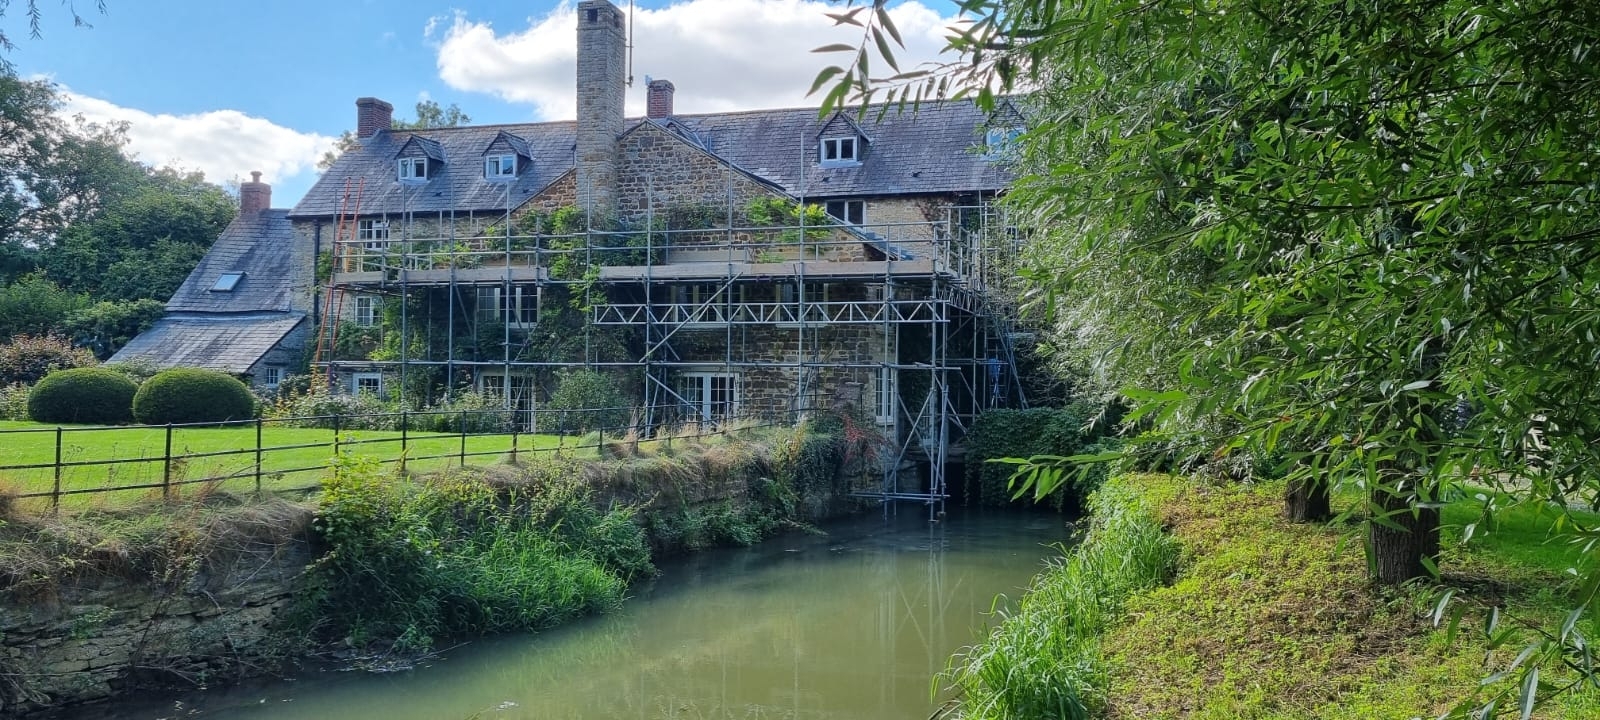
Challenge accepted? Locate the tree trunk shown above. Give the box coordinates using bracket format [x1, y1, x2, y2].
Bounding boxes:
[1284, 476, 1331, 523]
[1369, 480, 1441, 586]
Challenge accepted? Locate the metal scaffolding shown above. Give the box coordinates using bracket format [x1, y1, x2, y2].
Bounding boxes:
[314, 174, 1026, 516]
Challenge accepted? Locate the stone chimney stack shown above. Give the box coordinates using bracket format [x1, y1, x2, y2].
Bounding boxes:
[647, 79, 675, 119]
[575, 0, 626, 217]
[239, 171, 271, 214]
[356, 97, 394, 139]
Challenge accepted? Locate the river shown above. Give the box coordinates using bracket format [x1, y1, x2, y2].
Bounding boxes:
[68, 507, 1068, 720]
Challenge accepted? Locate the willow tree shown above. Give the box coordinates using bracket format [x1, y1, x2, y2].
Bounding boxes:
[820, 1, 1600, 711]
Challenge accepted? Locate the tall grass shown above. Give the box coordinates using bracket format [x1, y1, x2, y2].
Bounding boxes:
[296, 453, 645, 652]
[952, 475, 1179, 719]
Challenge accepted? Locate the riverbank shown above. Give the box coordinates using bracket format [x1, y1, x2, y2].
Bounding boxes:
[953, 474, 1600, 718]
[0, 421, 863, 716]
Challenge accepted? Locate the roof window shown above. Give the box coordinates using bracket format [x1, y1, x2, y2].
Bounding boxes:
[485, 154, 517, 180]
[211, 272, 244, 292]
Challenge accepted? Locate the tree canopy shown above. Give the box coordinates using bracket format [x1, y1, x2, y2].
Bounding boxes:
[0, 68, 234, 356]
[818, 0, 1600, 713]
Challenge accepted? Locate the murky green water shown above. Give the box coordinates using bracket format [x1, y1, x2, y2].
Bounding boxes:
[81, 508, 1067, 720]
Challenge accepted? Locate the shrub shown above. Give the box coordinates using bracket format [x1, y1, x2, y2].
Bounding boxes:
[133, 368, 257, 424]
[299, 455, 635, 650]
[102, 357, 163, 386]
[262, 381, 394, 429]
[0, 334, 96, 386]
[0, 383, 33, 420]
[27, 367, 137, 424]
[965, 402, 1120, 509]
[419, 391, 514, 434]
[546, 368, 630, 434]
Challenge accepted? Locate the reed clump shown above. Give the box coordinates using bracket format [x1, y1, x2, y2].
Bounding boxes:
[950, 474, 1180, 720]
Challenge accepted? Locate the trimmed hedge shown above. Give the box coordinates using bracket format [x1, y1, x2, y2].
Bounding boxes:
[28, 367, 138, 424]
[133, 368, 257, 424]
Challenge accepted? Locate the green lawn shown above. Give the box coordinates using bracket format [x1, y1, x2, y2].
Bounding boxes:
[0, 420, 586, 509]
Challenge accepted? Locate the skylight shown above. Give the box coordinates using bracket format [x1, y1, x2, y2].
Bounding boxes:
[211, 272, 244, 292]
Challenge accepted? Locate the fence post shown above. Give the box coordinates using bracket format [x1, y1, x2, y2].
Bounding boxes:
[511, 424, 519, 464]
[400, 410, 409, 474]
[162, 423, 173, 500]
[255, 417, 263, 494]
[333, 413, 342, 456]
[459, 410, 467, 467]
[52, 426, 62, 512]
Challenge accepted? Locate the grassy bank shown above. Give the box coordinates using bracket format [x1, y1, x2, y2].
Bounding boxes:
[1, 419, 852, 654]
[951, 474, 1180, 718]
[955, 474, 1600, 719]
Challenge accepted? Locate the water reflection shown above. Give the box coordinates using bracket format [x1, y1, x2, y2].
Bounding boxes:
[77, 508, 1066, 720]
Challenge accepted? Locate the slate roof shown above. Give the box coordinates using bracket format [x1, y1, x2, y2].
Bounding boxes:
[109, 313, 307, 374]
[290, 100, 1014, 218]
[165, 210, 299, 313]
[292, 123, 579, 218]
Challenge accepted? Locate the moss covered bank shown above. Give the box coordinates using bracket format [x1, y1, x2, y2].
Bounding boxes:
[952, 474, 1600, 719]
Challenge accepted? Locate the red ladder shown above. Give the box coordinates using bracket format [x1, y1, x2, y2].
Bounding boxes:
[312, 177, 365, 384]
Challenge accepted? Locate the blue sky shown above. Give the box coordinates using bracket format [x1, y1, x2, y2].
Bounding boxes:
[5, 0, 960, 207]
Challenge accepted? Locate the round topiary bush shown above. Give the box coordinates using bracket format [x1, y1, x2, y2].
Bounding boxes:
[133, 368, 257, 425]
[28, 367, 138, 424]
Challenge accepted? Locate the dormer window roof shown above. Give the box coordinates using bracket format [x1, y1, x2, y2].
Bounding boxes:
[816, 112, 870, 167]
[395, 135, 445, 182]
[481, 131, 530, 181]
[981, 99, 1028, 159]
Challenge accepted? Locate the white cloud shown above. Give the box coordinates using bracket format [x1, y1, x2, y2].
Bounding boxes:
[53, 89, 338, 189]
[433, 0, 962, 119]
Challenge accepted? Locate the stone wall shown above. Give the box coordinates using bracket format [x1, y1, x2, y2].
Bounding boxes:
[615, 122, 777, 219]
[0, 524, 315, 717]
[672, 320, 894, 416]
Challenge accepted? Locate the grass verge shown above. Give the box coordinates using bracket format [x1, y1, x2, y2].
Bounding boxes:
[1091, 475, 1600, 719]
[951, 473, 1181, 719]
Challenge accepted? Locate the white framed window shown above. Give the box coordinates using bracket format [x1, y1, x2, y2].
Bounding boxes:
[984, 127, 1024, 158]
[354, 296, 378, 327]
[824, 200, 865, 225]
[356, 220, 390, 271]
[670, 283, 723, 306]
[675, 372, 740, 422]
[475, 284, 539, 328]
[352, 372, 383, 397]
[357, 219, 389, 242]
[260, 366, 283, 388]
[210, 271, 244, 292]
[820, 136, 859, 165]
[398, 157, 429, 181]
[478, 372, 536, 417]
[484, 154, 517, 180]
[875, 366, 896, 425]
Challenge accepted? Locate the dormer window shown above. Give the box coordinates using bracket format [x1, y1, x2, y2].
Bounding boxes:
[984, 127, 1024, 158]
[211, 272, 244, 292]
[484, 154, 517, 180]
[398, 157, 429, 181]
[820, 137, 859, 166]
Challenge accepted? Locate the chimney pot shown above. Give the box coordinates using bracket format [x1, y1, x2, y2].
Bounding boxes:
[239, 171, 271, 214]
[647, 79, 675, 119]
[355, 97, 394, 139]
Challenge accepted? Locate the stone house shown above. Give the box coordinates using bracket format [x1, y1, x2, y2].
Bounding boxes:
[110, 174, 313, 390]
[122, 0, 1024, 500]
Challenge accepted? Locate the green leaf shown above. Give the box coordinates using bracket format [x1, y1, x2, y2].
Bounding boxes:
[811, 43, 857, 54]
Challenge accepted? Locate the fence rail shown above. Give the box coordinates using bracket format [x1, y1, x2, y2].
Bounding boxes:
[0, 408, 788, 510]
